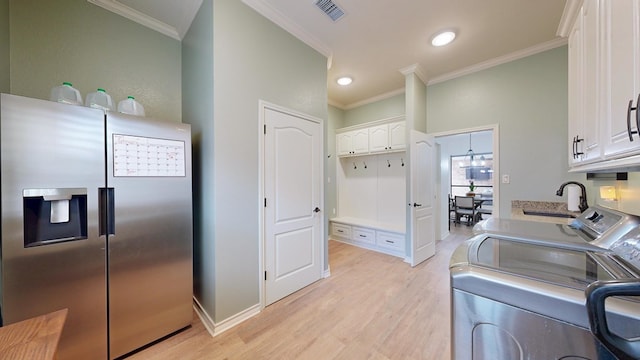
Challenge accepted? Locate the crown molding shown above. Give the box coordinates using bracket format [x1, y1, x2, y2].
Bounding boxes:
[343, 88, 405, 110]
[328, 87, 405, 110]
[328, 98, 346, 110]
[399, 64, 427, 84]
[427, 37, 567, 86]
[176, 0, 204, 39]
[557, 0, 584, 37]
[87, 0, 195, 40]
[338, 37, 567, 109]
[241, 0, 333, 59]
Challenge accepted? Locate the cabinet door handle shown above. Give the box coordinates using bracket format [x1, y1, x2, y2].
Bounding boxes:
[313, 207, 321, 213]
[574, 135, 584, 158]
[413, 203, 422, 207]
[627, 98, 638, 141]
[635, 93, 640, 142]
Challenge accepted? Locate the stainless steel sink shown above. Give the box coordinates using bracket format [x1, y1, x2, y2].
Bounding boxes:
[523, 210, 576, 218]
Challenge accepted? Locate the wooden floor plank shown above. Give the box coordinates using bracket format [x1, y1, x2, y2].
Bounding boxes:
[126, 226, 473, 360]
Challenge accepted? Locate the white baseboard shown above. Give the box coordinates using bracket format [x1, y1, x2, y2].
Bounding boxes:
[323, 265, 331, 278]
[193, 297, 261, 337]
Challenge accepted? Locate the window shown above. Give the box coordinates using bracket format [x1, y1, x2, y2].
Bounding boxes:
[450, 153, 493, 198]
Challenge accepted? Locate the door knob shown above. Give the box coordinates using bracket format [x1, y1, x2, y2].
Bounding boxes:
[313, 207, 321, 213]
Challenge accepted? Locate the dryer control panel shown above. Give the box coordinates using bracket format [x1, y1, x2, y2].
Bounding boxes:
[610, 226, 640, 273]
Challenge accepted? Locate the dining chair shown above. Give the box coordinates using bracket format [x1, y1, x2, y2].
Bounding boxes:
[478, 198, 493, 220]
[454, 196, 477, 226]
[448, 194, 457, 230]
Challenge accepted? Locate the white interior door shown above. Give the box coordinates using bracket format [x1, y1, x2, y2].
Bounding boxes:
[409, 130, 436, 266]
[264, 107, 322, 306]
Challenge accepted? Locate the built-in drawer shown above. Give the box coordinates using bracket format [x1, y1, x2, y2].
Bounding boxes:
[331, 223, 351, 239]
[352, 227, 375, 244]
[376, 231, 404, 251]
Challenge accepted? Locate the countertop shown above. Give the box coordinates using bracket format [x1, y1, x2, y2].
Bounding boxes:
[511, 200, 580, 225]
[0, 308, 67, 359]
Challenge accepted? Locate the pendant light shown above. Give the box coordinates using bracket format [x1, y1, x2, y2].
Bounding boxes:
[462, 133, 475, 167]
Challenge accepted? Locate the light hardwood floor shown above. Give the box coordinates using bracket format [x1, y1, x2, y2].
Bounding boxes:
[127, 225, 474, 360]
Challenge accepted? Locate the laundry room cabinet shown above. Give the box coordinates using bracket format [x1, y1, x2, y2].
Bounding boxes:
[600, 0, 640, 159]
[331, 116, 407, 258]
[337, 128, 369, 156]
[567, 0, 601, 167]
[565, 0, 640, 171]
[331, 219, 404, 257]
[368, 121, 406, 154]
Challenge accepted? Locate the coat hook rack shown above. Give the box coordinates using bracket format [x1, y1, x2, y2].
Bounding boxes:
[387, 159, 391, 168]
[401, 158, 405, 167]
[353, 162, 357, 169]
[363, 161, 367, 169]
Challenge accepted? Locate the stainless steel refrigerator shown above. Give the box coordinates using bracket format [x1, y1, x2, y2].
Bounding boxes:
[0, 93, 193, 359]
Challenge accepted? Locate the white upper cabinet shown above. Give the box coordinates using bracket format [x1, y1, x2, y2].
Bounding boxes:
[568, 0, 602, 166]
[337, 129, 369, 156]
[388, 121, 406, 151]
[352, 129, 370, 154]
[336, 117, 405, 158]
[336, 132, 352, 156]
[568, 8, 584, 166]
[369, 121, 406, 154]
[601, 0, 640, 158]
[369, 124, 389, 153]
[565, 0, 640, 171]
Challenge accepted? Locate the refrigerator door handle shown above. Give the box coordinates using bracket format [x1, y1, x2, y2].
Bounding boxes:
[99, 188, 115, 236]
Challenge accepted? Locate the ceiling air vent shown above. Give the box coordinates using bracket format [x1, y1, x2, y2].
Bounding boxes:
[314, 0, 345, 22]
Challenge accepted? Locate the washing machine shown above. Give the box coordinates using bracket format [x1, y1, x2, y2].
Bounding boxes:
[450, 226, 640, 359]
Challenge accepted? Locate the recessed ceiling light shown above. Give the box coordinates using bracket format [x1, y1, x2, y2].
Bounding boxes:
[337, 76, 353, 86]
[431, 31, 456, 47]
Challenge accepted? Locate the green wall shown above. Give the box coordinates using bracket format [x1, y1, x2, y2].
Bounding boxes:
[327, 105, 344, 220]
[342, 93, 404, 128]
[405, 73, 427, 132]
[182, 0, 214, 322]
[0, 0, 8, 93]
[9, 0, 181, 121]
[184, 0, 327, 323]
[427, 46, 582, 217]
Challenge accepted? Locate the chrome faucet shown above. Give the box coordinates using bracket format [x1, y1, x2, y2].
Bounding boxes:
[556, 181, 588, 213]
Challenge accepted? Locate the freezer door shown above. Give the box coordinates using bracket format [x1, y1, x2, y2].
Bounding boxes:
[105, 112, 192, 358]
[0, 94, 108, 359]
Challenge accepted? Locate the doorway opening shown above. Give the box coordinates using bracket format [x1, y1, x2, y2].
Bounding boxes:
[432, 125, 499, 240]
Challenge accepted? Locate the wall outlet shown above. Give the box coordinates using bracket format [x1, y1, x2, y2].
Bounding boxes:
[333, 208, 336, 215]
[502, 174, 510, 184]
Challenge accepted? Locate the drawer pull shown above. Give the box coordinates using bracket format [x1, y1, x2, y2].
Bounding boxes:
[359, 234, 367, 237]
[337, 230, 344, 233]
[385, 240, 394, 244]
